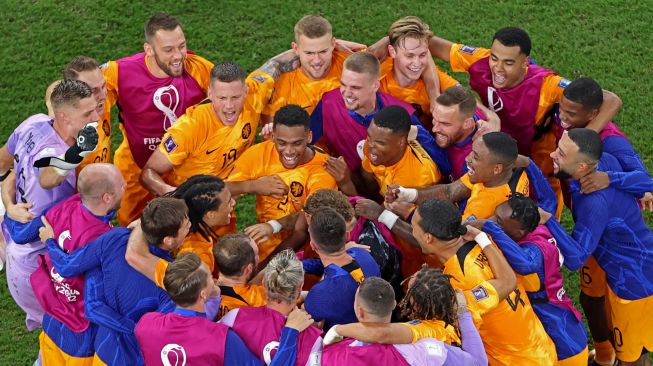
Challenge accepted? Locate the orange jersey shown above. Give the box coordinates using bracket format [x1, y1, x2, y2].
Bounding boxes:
[264, 50, 348, 116]
[459, 170, 529, 221]
[174, 231, 216, 273]
[379, 58, 460, 124]
[449, 44, 567, 127]
[77, 101, 113, 174]
[159, 71, 274, 185]
[217, 284, 267, 320]
[227, 141, 336, 259]
[443, 242, 557, 365]
[401, 319, 461, 346]
[362, 140, 442, 195]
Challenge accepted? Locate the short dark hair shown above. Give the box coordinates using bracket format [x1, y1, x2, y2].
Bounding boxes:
[417, 199, 466, 241]
[563, 77, 603, 110]
[50, 79, 93, 112]
[145, 14, 182, 42]
[344, 52, 380, 80]
[273, 104, 310, 130]
[372, 105, 411, 135]
[358, 277, 396, 318]
[214, 233, 255, 277]
[167, 175, 226, 242]
[164, 252, 208, 307]
[568, 128, 603, 163]
[482, 132, 518, 166]
[309, 207, 347, 253]
[305, 189, 355, 224]
[63, 56, 100, 80]
[435, 85, 477, 120]
[210, 61, 246, 84]
[140, 197, 188, 246]
[505, 194, 540, 233]
[493, 27, 531, 56]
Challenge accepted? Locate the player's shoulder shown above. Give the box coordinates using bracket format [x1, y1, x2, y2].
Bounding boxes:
[185, 52, 214, 68]
[452, 43, 490, 57]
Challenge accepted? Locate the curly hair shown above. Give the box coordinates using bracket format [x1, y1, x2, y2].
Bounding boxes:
[399, 267, 458, 328]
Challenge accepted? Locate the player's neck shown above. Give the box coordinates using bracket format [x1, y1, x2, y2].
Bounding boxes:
[178, 302, 206, 314]
[216, 274, 248, 287]
[52, 119, 76, 146]
[298, 146, 316, 166]
[433, 237, 465, 264]
[319, 249, 352, 268]
[82, 201, 111, 217]
[485, 168, 514, 188]
[356, 99, 377, 117]
[266, 300, 294, 317]
[392, 68, 417, 88]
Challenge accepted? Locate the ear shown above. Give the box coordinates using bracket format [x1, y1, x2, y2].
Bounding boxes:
[589, 108, 600, 121]
[388, 45, 397, 58]
[243, 262, 253, 278]
[291, 41, 299, 53]
[463, 117, 475, 130]
[372, 79, 380, 93]
[306, 130, 313, 144]
[309, 240, 317, 252]
[144, 42, 153, 56]
[304, 212, 312, 225]
[102, 192, 112, 205]
[493, 163, 504, 175]
[161, 236, 174, 251]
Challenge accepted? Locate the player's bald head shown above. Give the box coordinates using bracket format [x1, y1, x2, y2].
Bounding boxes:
[344, 52, 380, 80]
[77, 163, 122, 201]
[144, 13, 182, 43]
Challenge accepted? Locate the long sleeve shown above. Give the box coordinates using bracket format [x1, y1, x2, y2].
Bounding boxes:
[604, 137, 650, 176]
[442, 312, 488, 366]
[269, 327, 300, 366]
[606, 170, 653, 197]
[526, 159, 557, 214]
[3, 215, 42, 244]
[545, 195, 608, 271]
[309, 101, 324, 144]
[46, 235, 103, 278]
[412, 117, 452, 176]
[83, 268, 136, 334]
[302, 258, 324, 277]
[482, 221, 542, 275]
[223, 329, 265, 366]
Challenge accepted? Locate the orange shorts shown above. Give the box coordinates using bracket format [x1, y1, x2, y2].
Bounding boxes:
[558, 346, 589, 366]
[580, 256, 607, 298]
[114, 139, 154, 226]
[39, 331, 93, 366]
[607, 287, 653, 362]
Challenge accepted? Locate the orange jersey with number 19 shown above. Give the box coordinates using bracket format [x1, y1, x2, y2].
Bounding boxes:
[443, 242, 557, 365]
[159, 71, 274, 186]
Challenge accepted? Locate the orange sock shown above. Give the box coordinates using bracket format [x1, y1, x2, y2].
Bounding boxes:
[593, 340, 615, 366]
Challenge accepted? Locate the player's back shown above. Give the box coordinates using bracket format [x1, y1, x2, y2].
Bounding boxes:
[322, 338, 410, 366]
[444, 241, 557, 365]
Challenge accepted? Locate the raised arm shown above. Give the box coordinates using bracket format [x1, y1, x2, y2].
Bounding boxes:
[586, 90, 622, 133]
[466, 226, 517, 300]
[428, 34, 455, 62]
[124, 223, 163, 284]
[83, 268, 137, 334]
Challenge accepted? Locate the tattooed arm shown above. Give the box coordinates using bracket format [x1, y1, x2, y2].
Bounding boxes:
[257, 49, 300, 80]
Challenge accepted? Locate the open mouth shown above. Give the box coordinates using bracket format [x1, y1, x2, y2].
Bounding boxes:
[493, 73, 506, 85]
[282, 154, 298, 166]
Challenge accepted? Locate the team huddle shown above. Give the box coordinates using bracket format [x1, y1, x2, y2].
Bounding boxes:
[1, 12, 653, 366]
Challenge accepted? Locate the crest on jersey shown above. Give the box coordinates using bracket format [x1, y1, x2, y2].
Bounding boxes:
[558, 78, 572, 88]
[102, 119, 111, 137]
[290, 181, 304, 197]
[242, 123, 252, 139]
[460, 45, 477, 54]
[163, 136, 178, 153]
[471, 285, 489, 301]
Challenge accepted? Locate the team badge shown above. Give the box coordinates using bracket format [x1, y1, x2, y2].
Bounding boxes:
[558, 78, 572, 88]
[471, 285, 489, 301]
[460, 45, 477, 54]
[251, 75, 267, 83]
[163, 135, 178, 153]
[242, 123, 252, 139]
[290, 181, 304, 197]
[102, 119, 111, 137]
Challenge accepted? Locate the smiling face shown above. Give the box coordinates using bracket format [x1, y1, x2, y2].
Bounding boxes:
[273, 124, 312, 169]
[550, 132, 584, 180]
[366, 121, 406, 166]
[209, 79, 247, 126]
[488, 39, 528, 89]
[431, 103, 470, 148]
[76, 69, 107, 115]
[558, 96, 598, 130]
[465, 137, 497, 184]
[389, 37, 429, 84]
[340, 68, 379, 115]
[292, 34, 335, 80]
[145, 26, 187, 77]
[204, 188, 236, 227]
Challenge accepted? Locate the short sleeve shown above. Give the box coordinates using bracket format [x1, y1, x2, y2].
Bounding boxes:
[464, 280, 500, 317]
[158, 115, 199, 166]
[154, 259, 169, 289]
[459, 173, 473, 189]
[246, 71, 275, 114]
[436, 67, 460, 91]
[101, 60, 119, 109]
[449, 44, 491, 73]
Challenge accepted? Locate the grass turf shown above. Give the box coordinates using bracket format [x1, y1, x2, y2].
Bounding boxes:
[1, 1, 652, 364]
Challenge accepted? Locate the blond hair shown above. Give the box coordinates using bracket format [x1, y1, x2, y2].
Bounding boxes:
[264, 249, 304, 303]
[387, 16, 432, 48]
[294, 15, 332, 42]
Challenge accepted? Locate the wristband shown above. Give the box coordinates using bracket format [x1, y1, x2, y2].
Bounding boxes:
[475, 232, 492, 250]
[397, 187, 418, 203]
[378, 210, 399, 230]
[267, 220, 282, 234]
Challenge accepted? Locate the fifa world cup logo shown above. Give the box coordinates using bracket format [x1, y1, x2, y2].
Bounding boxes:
[161, 343, 187, 366]
[153, 85, 180, 131]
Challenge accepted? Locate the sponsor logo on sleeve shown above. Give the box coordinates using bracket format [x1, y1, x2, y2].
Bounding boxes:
[251, 75, 267, 83]
[558, 79, 571, 88]
[163, 136, 178, 154]
[472, 285, 489, 301]
[460, 45, 478, 54]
